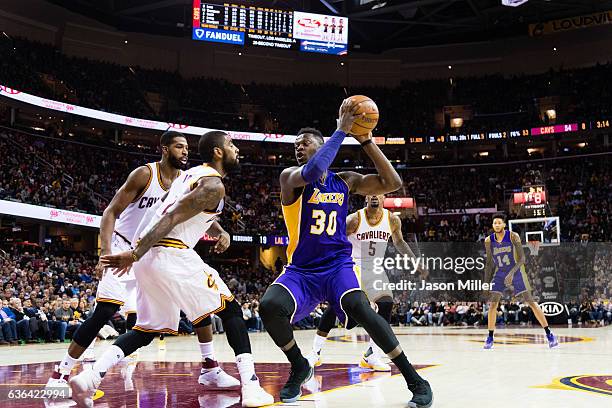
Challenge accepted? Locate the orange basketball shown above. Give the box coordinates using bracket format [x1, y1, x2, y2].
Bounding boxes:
[348, 95, 379, 136]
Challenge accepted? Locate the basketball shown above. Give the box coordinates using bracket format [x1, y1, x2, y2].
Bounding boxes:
[348, 95, 379, 135]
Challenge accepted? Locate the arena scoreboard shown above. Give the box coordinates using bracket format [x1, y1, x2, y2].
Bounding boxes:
[513, 185, 548, 217]
[192, 1, 348, 55]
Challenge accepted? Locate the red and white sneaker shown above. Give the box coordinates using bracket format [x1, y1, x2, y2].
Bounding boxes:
[198, 359, 240, 390]
[43, 366, 75, 407]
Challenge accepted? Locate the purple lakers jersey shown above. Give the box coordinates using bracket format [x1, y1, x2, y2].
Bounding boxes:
[282, 171, 352, 271]
[490, 230, 517, 273]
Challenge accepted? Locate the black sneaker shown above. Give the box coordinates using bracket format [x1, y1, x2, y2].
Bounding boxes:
[280, 363, 313, 403]
[408, 380, 433, 408]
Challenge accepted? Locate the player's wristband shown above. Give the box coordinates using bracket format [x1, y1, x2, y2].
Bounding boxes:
[131, 250, 140, 262]
[360, 139, 373, 147]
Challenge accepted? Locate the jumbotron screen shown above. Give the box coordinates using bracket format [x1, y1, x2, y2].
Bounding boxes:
[192, 1, 348, 55]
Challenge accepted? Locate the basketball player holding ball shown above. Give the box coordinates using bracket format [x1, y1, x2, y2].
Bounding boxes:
[259, 97, 433, 407]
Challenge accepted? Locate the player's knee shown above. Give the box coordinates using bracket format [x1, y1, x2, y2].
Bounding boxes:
[73, 302, 120, 347]
[93, 302, 121, 320]
[260, 286, 294, 321]
[376, 299, 394, 321]
[116, 330, 156, 351]
[216, 300, 242, 322]
[259, 298, 277, 321]
[135, 331, 156, 347]
[341, 291, 372, 322]
[193, 316, 212, 329]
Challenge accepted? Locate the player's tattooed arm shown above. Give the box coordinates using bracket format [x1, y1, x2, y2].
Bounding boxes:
[101, 177, 226, 274]
[484, 236, 494, 283]
[133, 177, 225, 259]
[507, 232, 526, 276]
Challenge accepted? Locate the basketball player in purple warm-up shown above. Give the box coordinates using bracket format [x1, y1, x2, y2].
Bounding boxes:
[483, 213, 559, 349]
[259, 98, 433, 407]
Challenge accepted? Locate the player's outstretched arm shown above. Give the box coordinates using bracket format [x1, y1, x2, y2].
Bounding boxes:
[101, 177, 224, 273]
[279, 98, 360, 191]
[96, 165, 151, 276]
[338, 134, 402, 195]
[484, 236, 494, 283]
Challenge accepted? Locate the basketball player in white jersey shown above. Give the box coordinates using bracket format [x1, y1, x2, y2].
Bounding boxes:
[47, 131, 237, 402]
[70, 131, 274, 407]
[307, 194, 425, 371]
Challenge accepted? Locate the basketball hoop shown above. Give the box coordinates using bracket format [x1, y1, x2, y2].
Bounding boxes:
[527, 240, 541, 256]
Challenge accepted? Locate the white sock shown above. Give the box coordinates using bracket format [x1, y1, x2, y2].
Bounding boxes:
[93, 345, 125, 376]
[58, 353, 78, 375]
[199, 341, 215, 361]
[85, 338, 96, 354]
[313, 334, 327, 354]
[236, 353, 258, 385]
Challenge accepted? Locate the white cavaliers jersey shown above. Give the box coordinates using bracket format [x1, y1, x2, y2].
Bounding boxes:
[348, 208, 393, 264]
[136, 164, 223, 249]
[114, 162, 174, 245]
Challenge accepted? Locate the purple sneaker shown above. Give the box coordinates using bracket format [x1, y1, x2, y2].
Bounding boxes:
[483, 336, 494, 349]
[547, 332, 559, 348]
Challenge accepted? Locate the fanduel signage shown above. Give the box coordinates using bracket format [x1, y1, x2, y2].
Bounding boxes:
[192, 28, 245, 45]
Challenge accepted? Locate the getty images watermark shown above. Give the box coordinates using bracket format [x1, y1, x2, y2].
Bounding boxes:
[360, 242, 611, 302]
[369, 253, 491, 291]
[358, 242, 494, 300]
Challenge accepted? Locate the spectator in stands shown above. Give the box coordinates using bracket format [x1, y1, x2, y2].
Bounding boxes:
[210, 313, 224, 334]
[0, 303, 19, 344]
[427, 301, 445, 326]
[54, 299, 81, 340]
[241, 301, 256, 332]
[8, 297, 38, 343]
[2, 298, 34, 343]
[250, 300, 263, 332]
[178, 311, 194, 334]
[505, 301, 520, 325]
[23, 298, 51, 341]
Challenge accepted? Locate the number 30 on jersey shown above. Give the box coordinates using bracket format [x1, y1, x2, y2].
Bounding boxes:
[310, 210, 337, 236]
